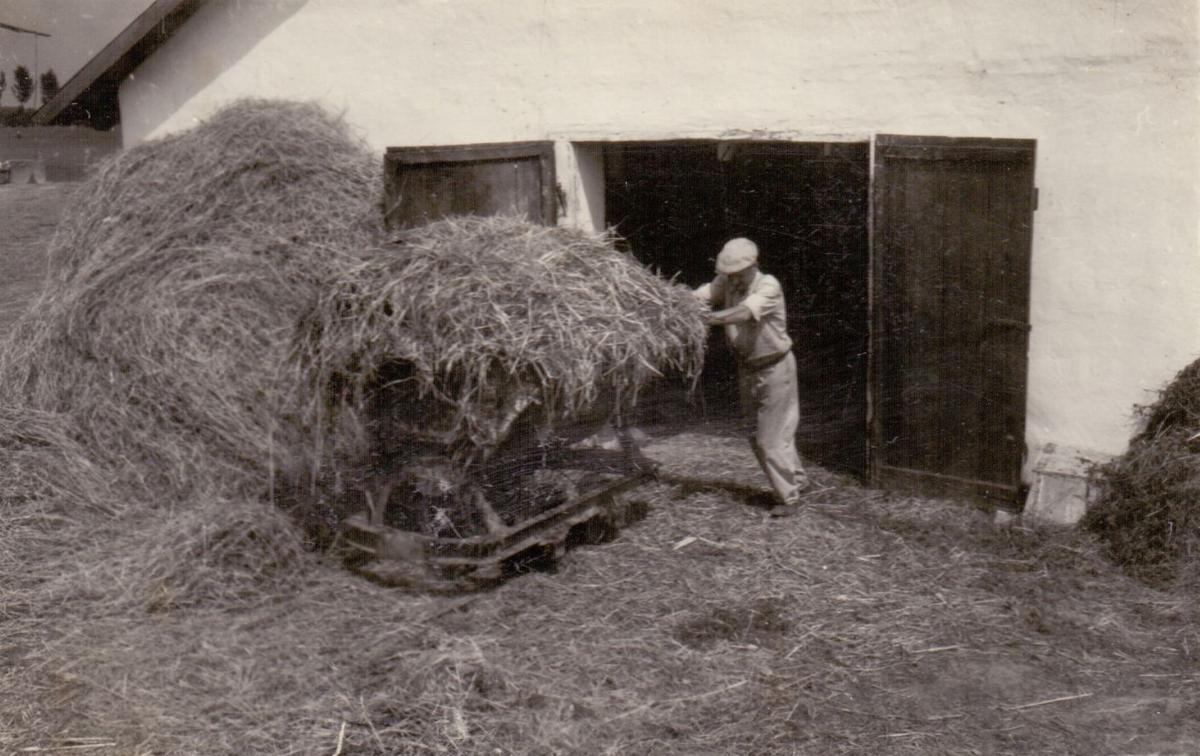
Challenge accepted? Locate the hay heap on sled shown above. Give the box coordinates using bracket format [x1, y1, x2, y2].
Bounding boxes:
[1083, 356, 1200, 587]
[290, 216, 707, 535]
[291, 215, 707, 465]
[0, 99, 706, 544]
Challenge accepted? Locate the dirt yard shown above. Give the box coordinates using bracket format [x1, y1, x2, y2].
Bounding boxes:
[1, 185, 1197, 755]
[0, 126, 120, 182]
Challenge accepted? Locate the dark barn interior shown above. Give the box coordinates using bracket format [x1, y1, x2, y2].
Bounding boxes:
[603, 141, 870, 478]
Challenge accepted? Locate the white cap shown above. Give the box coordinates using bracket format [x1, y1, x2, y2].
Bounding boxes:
[716, 238, 758, 274]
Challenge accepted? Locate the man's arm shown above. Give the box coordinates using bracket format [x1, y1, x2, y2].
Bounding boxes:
[738, 277, 782, 322]
[708, 275, 781, 325]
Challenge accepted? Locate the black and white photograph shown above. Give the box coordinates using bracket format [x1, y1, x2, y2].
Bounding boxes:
[0, 1, 1197, 753]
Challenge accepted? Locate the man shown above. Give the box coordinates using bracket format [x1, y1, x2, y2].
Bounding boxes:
[694, 237, 808, 516]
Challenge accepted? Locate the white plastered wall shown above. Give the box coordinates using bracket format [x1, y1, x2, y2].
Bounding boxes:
[119, 0, 1200, 462]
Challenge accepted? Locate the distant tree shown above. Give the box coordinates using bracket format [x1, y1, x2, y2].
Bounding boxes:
[0, 71, 6, 106]
[13, 65, 33, 109]
[40, 69, 59, 105]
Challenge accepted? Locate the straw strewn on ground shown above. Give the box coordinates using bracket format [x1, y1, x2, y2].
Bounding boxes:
[2, 426, 1196, 754]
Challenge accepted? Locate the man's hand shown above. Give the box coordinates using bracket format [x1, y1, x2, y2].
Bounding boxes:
[707, 304, 753, 326]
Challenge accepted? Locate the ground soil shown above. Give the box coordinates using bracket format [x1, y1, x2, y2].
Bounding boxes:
[1, 184, 1197, 755]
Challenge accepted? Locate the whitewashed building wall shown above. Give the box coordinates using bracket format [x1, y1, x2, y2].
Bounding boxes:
[118, 0, 1200, 464]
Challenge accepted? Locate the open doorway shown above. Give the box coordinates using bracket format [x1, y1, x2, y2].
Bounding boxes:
[381, 136, 1034, 503]
[602, 141, 870, 478]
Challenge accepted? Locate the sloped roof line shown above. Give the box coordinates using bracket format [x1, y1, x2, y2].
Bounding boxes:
[32, 0, 208, 127]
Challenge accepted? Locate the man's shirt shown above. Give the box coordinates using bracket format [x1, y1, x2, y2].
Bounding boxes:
[694, 271, 793, 366]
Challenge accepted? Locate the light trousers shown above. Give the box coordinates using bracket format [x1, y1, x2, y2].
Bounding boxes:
[738, 351, 807, 504]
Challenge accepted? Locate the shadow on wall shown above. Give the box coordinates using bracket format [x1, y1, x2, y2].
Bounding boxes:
[121, 0, 310, 145]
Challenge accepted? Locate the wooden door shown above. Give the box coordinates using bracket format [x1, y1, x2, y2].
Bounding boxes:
[870, 135, 1036, 505]
[383, 141, 556, 229]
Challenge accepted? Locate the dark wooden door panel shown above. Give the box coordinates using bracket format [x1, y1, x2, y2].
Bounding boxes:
[384, 142, 555, 229]
[871, 135, 1035, 504]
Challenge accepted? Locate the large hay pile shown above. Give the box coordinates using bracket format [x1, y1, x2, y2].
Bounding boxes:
[0, 98, 383, 507]
[0, 98, 706, 541]
[1083, 355, 1200, 586]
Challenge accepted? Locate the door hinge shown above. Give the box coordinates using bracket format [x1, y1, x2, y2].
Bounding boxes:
[1033, 186, 1039, 211]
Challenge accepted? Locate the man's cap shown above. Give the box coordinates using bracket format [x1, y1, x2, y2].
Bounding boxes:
[716, 238, 758, 274]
